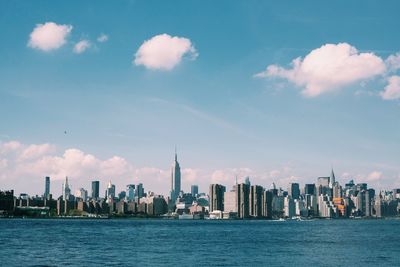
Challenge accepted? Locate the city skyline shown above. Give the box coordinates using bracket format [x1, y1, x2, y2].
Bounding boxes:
[1, 1, 400, 196]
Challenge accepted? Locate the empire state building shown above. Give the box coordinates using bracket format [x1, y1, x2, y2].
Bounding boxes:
[170, 150, 181, 202]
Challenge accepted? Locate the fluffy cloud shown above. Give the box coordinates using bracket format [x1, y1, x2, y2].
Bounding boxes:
[20, 144, 56, 160]
[28, 22, 72, 52]
[134, 33, 198, 70]
[97, 33, 108, 43]
[73, 40, 91, 54]
[256, 43, 386, 97]
[380, 75, 400, 100]
[386, 53, 400, 72]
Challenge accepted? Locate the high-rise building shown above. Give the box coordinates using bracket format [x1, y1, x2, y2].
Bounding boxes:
[317, 176, 330, 196]
[224, 186, 237, 213]
[126, 184, 135, 201]
[75, 188, 88, 201]
[44, 176, 50, 199]
[304, 184, 315, 195]
[288, 183, 300, 199]
[284, 196, 295, 218]
[91, 181, 100, 200]
[136, 183, 144, 198]
[262, 190, 273, 218]
[170, 149, 181, 202]
[236, 183, 250, 219]
[106, 181, 116, 199]
[62, 176, 71, 201]
[191, 185, 199, 196]
[209, 184, 226, 212]
[329, 168, 336, 188]
[250, 185, 263, 217]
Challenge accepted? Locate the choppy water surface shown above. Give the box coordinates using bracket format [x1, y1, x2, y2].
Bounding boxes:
[0, 219, 399, 266]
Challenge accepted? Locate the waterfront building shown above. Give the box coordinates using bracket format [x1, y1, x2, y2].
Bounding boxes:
[249, 185, 263, 217]
[288, 183, 300, 199]
[374, 193, 383, 218]
[318, 195, 337, 218]
[44, 176, 50, 199]
[170, 150, 181, 202]
[262, 190, 273, 218]
[91, 181, 99, 200]
[209, 184, 226, 212]
[272, 195, 284, 217]
[224, 186, 237, 213]
[62, 176, 71, 201]
[284, 196, 295, 218]
[236, 183, 250, 219]
[191, 185, 199, 197]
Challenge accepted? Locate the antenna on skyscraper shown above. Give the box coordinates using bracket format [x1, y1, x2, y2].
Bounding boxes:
[174, 145, 177, 161]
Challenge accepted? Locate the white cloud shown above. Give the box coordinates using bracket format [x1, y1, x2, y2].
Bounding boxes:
[134, 33, 198, 70]
[28, 22, 72, 52]
[255, 43, 386, 97]
[366, 171, 383, 182]
[97, 33, 108, 43]
[73, 40, 91, 54]
[385, 52, 400, 72]
[210, 168, 254, 184]
[20, 144, 56, 160]
[380, 75, 400, 100]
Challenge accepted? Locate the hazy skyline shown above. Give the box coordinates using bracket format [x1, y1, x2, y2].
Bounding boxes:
[1, 1, 400, 196]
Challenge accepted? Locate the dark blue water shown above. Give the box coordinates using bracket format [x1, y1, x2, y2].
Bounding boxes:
[0, 219, 399, 266]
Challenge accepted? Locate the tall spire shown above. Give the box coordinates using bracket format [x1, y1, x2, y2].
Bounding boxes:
[174, 145, 177, 161]
[330, 167, 336, 187]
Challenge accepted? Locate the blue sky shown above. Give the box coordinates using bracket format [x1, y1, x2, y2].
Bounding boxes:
[1, 1, 400, 196]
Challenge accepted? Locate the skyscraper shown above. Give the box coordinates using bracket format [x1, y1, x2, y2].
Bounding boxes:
[62, 176, 71, 201]
[250, 185, 263, 217]
[106, 181, 115, 199]
[304, 184, 315, 195]
[209, 184, 225, 212]
[288, 183, 300, 199]
[329, 168, 336, 188]
[44, 176, 50, 199]
[170, 149, 181, 202]
[236, 183, 250, 219]
[91, 181, 100, 200]
[126, 184, 135, 201]
[191, 185, 199, 196]
[136, 183, 144, 198]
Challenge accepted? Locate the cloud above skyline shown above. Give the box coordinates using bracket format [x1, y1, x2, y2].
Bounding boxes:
[380, 75, 400, 100]
[255, 43, 387, 97]
[0, 140, 398, 196]
[134, 33, 198, 70]
[28, 22, 73, 52]
[73, 40, 91, 54]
